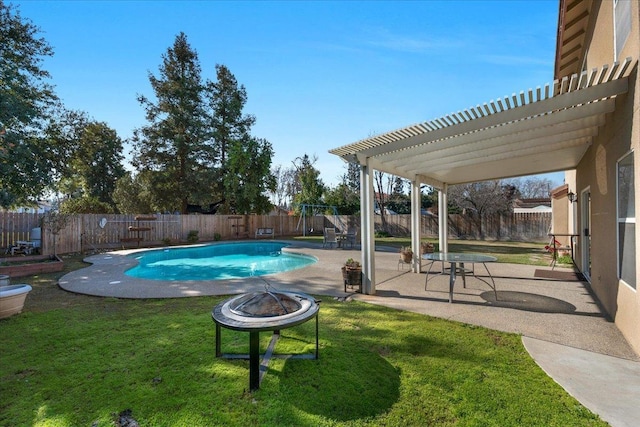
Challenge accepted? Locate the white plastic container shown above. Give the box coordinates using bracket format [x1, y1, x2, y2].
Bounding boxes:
[0, 284, 32, 319]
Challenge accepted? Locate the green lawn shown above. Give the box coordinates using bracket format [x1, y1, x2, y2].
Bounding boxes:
[294, 236, 557, 266]
[0, 244, 593, 426]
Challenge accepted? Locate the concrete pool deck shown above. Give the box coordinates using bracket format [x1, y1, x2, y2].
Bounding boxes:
[59, 240, 640, 427]
[59, 241, 352, 299]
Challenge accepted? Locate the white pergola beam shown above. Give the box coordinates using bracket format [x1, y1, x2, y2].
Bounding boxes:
[345, 76, 627, 160]
[430, 144, 592, 184]
[378, 96, 614, 169]
[423, 137, 592, 173]
[396, 123, 600, 172]
[416, 174, 445, 190]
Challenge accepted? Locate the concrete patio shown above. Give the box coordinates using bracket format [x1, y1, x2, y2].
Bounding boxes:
[59, 240, 640, 427]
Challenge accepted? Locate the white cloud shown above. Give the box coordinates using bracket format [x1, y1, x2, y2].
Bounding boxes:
[479, 54, 552, 67]
[361, 27, 465, 54]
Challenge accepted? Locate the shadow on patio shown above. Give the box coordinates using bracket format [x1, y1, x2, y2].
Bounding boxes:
[355, 259, 638, 361]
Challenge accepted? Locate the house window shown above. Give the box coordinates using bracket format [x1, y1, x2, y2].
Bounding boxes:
[614, 0, 631, 59]
[617, 151, 635, 289]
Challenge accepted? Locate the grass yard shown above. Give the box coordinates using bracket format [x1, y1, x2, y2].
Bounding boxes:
[295, 236, 557, 266]
[0, 245, 596, 427]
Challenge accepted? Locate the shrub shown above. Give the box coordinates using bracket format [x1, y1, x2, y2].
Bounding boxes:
[187, 230, 199, 244]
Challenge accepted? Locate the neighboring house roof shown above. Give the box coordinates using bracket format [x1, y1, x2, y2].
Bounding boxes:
[513, 198, 552, 213]
[514, 198, 552, 209]
[514, 205, 552, 214]
[268, 205, 290, 216]
[7, 200, 53, 214]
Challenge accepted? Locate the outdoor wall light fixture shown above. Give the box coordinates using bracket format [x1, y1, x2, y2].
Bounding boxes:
[567, 191, 577, 203]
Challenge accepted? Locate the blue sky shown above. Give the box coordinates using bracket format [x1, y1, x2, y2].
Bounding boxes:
[13, 0, 563, 188]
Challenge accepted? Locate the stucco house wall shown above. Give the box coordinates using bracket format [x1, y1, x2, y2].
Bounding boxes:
[550, 184, 570, 246]
[566, 0, 640, 352]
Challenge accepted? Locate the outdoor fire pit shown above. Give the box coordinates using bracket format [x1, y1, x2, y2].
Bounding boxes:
[211, 285, 320, 391]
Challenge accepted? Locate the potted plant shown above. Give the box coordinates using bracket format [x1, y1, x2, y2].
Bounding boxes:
[341, 258, 362, 292]
[421, 242, 435, 254]
[400, 246, 413, 263]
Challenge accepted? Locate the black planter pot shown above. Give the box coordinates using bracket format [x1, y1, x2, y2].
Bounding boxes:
[341, 266, 362, 292]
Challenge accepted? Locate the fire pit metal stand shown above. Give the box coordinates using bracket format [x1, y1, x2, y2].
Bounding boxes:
[212, 289, 320, 391]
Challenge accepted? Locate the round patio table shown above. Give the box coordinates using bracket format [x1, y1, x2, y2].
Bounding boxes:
[423, 252, 497, 303]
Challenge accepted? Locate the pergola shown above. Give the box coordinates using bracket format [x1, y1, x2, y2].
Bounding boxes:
[329, 58, 633, 295]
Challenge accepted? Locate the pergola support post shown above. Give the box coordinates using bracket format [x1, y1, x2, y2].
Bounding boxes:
[438, 185, 449, 253]
[360, 162, 376, 294]
[411, 179, 421, 272]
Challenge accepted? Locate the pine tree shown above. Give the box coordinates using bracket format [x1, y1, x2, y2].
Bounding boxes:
[344, 161, 360, 193]
[205, 64, 274, 214]
[132, 32, 211, 213]
[133, 35, 274, 214]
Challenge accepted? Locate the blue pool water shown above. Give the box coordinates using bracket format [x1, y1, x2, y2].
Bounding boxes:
[125, 242, 316, 281]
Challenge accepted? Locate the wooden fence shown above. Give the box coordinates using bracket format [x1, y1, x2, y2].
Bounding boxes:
[329, 212, 550, 242]
[0, 211, 551, 256]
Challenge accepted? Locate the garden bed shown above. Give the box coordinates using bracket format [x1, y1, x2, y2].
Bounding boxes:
[0, 254, 64, 278]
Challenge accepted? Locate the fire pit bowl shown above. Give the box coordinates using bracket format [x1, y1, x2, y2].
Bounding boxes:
[212, 286, 320, 391]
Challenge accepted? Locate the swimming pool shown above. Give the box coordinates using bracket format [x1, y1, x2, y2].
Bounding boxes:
[125, 242, 317, 281]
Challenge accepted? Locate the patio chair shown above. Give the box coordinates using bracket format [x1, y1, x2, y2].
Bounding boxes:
[323, 227, 338, 248]
[345, 228, 358, 249]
